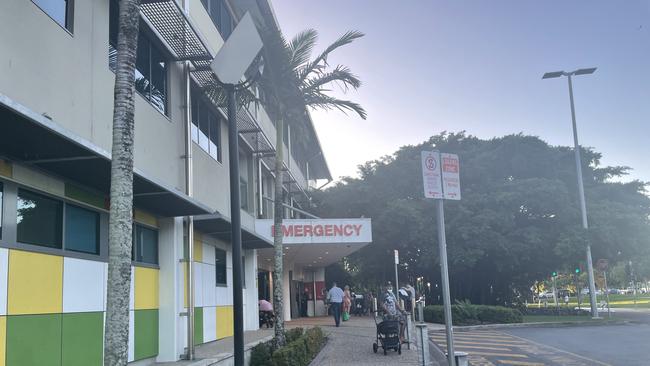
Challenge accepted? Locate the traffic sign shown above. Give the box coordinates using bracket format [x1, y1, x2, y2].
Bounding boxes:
[394, 250, 399, 265]
[441, 153, 461, 200]
[597, 259, 608, 272]
[421, 151, 443, 199]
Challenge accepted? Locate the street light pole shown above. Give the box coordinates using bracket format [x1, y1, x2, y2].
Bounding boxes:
[543, 67, 599, 318]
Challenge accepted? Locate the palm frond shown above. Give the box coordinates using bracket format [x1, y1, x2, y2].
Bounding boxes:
[302, 65, 361, 95]
[304, 93, 367, 120]
[298, 30, 364, 82]
[288, 29, 317, 71]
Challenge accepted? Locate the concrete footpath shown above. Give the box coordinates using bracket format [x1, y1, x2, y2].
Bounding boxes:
[307, 315, 437, 366]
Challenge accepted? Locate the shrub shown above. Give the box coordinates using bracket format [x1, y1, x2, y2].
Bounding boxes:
[251, 327, 326, 366]
[522, 307, 589, 316]
[285, 327, 304, 343]
[424, 304, 522, 325]
[250, 341, 273, 366]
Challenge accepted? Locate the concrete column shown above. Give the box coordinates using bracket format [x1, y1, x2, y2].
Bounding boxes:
[314, 268, 326, 316]
[283, 263, 291, 321]
[157, 217, 184, 362]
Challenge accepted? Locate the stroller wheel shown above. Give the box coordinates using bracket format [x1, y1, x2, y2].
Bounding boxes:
[373, 343, 378, 353]
[398, 344, 402, 355]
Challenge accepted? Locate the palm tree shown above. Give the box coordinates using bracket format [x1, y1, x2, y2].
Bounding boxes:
[104, 0, 141, 364]
[257, 25, 366, 347]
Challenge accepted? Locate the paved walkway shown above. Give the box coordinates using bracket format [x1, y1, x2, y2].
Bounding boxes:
[306, 315, 426, 366]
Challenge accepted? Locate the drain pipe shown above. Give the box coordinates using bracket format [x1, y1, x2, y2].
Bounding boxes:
[183, 60, 195, 360]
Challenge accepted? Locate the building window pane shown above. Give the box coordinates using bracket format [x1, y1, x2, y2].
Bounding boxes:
[65, 204, 100, 254]
[17, 189, 63, 249]
[209, 114, 220, 161]
[215, 248, 227, 285]
[134, 225, 158, 265]
[108, 0, 168, 116]
[0, 183, 3, 239]
[240, 178, 248, 211]
[32, 0, 73, 31]
[201, 0, 234, 40]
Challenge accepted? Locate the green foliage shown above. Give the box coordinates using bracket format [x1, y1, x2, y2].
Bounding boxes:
[284, 327, 304, 343]
[313, 133, 650, 304]
[250, 327, 325, 366]
[249, 341, 273, 366]
[424, 304, 522, 325]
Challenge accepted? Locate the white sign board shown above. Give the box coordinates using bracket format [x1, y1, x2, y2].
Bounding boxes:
[394, 250, 399, 264]
[441, 153, 461, 200]
[255, 218, 372, 244]
[421, 151, 443, 199]
[210, 12, 263, 84]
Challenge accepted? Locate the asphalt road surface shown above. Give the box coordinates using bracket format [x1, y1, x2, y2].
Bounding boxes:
[505, 323, 650, 366]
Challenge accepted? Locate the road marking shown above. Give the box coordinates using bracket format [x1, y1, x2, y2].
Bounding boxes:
[469, 351, 529, 358]
[497, 360, 545, 366]
[430, 338, 527, 347]
[433, 344, 513, 351]
[504, 332, 613, 366]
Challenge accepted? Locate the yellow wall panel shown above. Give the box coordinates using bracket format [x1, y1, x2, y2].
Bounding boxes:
[0, 160, 12, 178]
[8, 250, 63, 315]
[134, 267, 159, 310]
[216, 306, 233, 339]
[134, 209, 158, 228]
[193, 239, 203, 263]
[0, 316, 5, 366]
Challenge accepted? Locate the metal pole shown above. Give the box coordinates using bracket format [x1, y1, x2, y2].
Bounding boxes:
[575, 273, 581, 310]
[226, 85, 245, 365]
[395, 254, 399, 298]
[567, 74, 599, 318]
[183, 60, 195, 360]
[603, 271, 611, 318]
[436, 199, 455, 366]
[552, 276, 558, 312]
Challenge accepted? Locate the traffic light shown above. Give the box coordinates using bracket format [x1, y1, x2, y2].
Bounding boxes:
[575, 267, 580, 274]
[552, 271, 557, 277]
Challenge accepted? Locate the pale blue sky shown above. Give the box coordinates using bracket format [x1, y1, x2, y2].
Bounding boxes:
[271, 0, 649, 183]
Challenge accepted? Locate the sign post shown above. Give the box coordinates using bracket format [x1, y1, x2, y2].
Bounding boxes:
[394, 249, 400, 300]
[422, 151, 460, 366]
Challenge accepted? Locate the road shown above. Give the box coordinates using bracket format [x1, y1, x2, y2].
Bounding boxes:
[505, 309, 650, 366]
[429, 309, 650, 366]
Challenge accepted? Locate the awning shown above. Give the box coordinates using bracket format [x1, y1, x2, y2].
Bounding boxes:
[193, 213, 273, 249]
[0, 94, 212, 217]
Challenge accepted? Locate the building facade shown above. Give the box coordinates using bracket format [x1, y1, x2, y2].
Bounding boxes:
[0, 0, 369, 365]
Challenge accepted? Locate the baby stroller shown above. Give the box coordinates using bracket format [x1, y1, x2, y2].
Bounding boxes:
[373, 315, 402, 355]
[353, 294, 365, 315]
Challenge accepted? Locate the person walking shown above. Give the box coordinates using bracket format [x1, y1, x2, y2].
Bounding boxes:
[343, 285, 352, 321]
[327, 281, 344, 327]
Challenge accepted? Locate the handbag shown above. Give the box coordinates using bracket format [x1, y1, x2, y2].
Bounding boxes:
[342, 311, 350, 321]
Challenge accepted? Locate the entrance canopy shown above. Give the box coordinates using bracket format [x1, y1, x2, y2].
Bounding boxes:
[255, 218, 372, 267]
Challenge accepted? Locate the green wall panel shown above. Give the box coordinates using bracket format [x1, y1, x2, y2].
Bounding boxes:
[134, 309, 158, 361]
[62, 312, 103, 366]
[6, 314, 62, 366]
[194, 307, 203, 345]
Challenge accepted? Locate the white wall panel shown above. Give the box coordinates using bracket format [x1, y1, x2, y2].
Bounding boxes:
[203, 306, 216, 342]
[194, 263, 203, 307]
[202, 264, 216, 307]
[128, 310, 135, 362]
[63, 257, 105, 313]
[202, 243, 215, 265]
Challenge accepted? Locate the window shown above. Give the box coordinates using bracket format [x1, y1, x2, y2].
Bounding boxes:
[0, 183, 3, 239]
[133, 224, 158, 265]
[200, 0, 234, 40]
[17, 189, 63, 249]
[215, 248, 227, 285]
[32, 0, 74, 32]
[109, 0, 168, 115]
[65, 204, 100, 255]
[239, 151, 250, 211]
[191, 86, 222, 161]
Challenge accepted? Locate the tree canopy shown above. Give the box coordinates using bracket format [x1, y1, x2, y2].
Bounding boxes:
[312, 132, 650, 305]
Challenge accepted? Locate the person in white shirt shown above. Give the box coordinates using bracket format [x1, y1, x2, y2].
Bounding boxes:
[327, 282, 344, 327]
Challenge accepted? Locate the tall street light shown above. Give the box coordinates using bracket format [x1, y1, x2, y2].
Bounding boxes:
[211, 13, 263, 365]
[542, 67, 599, 318]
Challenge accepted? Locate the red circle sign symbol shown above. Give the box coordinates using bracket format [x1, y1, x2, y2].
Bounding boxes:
[425, 156, 436, 171]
